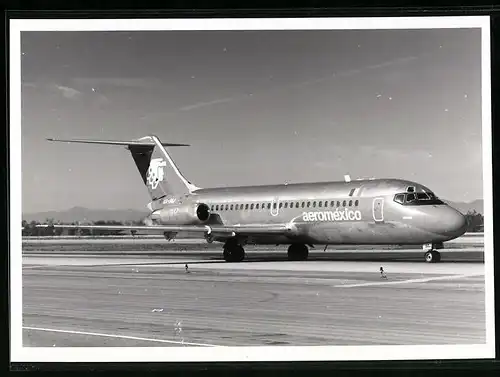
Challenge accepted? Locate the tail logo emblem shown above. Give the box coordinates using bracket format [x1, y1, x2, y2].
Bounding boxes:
[146, 158, 167, 190]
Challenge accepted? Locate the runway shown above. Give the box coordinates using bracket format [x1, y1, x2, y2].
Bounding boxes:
[22, 242, 486, 348]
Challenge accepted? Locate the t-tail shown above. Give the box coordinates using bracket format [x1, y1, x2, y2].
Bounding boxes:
[46, 135, 201, 206]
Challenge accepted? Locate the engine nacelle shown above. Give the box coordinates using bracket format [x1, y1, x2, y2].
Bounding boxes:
[156, 203, 211, 225]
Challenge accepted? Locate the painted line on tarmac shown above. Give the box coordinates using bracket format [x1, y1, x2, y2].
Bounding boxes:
[23, 326, 221, 347]
[334, 273, 484, 288]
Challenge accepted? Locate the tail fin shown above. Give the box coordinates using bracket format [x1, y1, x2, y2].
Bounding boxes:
[47, 135, 201, 201]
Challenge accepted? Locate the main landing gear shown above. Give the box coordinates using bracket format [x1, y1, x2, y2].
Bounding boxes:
[222, 240, 310, 262]
[424, 250, 441, 263]
[287, 244, 309, 261]
[223, 238, 245, 262]
[423, 243, 443, 263]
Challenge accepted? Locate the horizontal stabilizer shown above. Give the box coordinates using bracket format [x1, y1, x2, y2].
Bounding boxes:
[46, 138, 189, 147]
[46, 134, 198, 201]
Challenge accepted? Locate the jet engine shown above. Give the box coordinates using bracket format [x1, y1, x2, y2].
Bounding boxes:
[156, 203, 211, 225]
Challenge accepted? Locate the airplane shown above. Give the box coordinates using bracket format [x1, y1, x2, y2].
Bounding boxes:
[36, 135, 467, 263]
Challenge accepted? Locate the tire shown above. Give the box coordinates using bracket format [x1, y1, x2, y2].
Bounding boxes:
[223, 244, 245, 262]
[424, 250, 440, 263]
[434, 251, 441, 263]
[287, 244, 309, 261]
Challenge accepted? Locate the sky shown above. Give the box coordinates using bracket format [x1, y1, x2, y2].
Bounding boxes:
[20, 27, 484, 213]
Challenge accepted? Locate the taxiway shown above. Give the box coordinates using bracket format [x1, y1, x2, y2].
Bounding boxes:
[22, 244, 486, 347]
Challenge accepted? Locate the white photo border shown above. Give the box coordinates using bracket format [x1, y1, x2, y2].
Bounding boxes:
[9, 15, 495, 363]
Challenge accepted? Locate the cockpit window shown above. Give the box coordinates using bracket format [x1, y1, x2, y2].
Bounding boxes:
[394, 194, 405, 204]
[406, 193, 416, 203]
[393, 191, 444, 206]
[416, 192, 430, 200]
[406, 186, 415, 193]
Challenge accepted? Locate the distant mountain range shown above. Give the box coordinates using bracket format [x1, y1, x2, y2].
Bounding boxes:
[444, 199, 483, 215]
[22, 199, 484, 223]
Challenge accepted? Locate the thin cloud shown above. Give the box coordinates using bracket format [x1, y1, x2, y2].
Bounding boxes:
[175, 54, 421, 114]
[365, 55, 418, 70]
[66, 54, 421, 117]
[179, 97, 235, 111]
[71, 77, 161, 89]
[359, 145, 432, 160]
[54, 84, 81, 100]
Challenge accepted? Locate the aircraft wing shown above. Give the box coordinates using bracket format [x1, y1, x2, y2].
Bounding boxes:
[34, 223, 292, 237]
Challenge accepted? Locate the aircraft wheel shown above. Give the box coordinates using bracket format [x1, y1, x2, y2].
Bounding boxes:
[435, 251, 441, 262]
[424, 250, 441, 263]
[223, 243, 245, 262]
[287, 244, 309, 261]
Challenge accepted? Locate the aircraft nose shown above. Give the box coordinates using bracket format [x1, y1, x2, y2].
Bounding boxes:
[441, 207, 467, 239]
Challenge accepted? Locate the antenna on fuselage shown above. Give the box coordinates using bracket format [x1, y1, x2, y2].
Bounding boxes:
[344, 174, 351, 183]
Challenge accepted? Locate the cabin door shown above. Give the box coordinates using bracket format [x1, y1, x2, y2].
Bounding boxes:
[372, 197, 384, 222]
[270, 196, 280, 217]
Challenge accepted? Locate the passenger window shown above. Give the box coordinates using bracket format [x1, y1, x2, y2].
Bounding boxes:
[215, 205, 219, 211]
[355, 200, 359, 207]
[337, 201, 341, 207]
[250, 204, 254, 210]
[342, 200, 346, 207]
[349, 200, 352, 207]
[230, 204, 234, 210]
[318, 201, 322, 207]
[210, 205, 214, 211]
[279, 203, 283, 208]
[225, 205, 229, 211]
[330, 201, 334, 207]
[256, 203, 260, 209]
[267, 203, 271, 209]
[313, 201, 316, 208]
[301, 202, 305, 208]
[245, 204, 249, 210]
[284, 202, 288, 208]
[273, 203, 277, 209]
